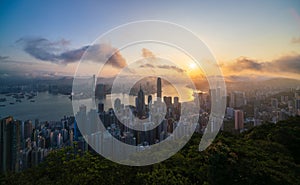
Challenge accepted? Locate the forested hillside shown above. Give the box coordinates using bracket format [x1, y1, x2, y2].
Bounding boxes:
[1, 117, 299, 185]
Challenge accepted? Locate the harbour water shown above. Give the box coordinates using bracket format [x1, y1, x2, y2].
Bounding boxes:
[0, 85, 194, 122]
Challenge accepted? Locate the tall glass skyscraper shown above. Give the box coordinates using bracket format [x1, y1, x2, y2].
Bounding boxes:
[157, 77, 162, 101]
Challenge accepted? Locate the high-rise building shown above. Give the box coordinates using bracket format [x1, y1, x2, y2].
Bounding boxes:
[136, 85, 145, 118]
[226, 107, 235, 118]
[73, 120, 79, 141]
[194, 92, 203, 108]
[173, 97, 181, 121]
[24, 120, 33, 140]
[92, 74, 96, 91]
[148, 95, 152, 105]
[114, 98, 121, 111]
[296, 98, 300, 116]
[0, 116, 22, 172]
[98, 102, 104, 113]
[163, 96, 172, 107]
[157, 77, 162, 101]
[95, 84, 107, 99]
[271, 98, 278, 109]
[75, 105, 87, 139]
[230, 91, 245, 108]
[234, 110, 244, 131]
[69, 129, 74, 146]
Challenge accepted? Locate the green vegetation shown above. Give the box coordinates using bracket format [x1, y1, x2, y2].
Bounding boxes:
[1, 117, 300, 185]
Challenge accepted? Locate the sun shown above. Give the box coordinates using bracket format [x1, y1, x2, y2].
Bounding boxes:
[189, 63, 196, 69]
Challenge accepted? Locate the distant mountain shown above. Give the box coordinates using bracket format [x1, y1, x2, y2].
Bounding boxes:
[1, 74, 299, 93]
[224, 77, 300, 91]
[261, 78, 300, 87]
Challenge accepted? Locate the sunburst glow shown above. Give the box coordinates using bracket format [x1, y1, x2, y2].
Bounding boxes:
[189, 63, 196, 69]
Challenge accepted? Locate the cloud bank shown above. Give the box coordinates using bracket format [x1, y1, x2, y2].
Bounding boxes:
[139, 63, 155, 68]
[156, 65, 185, 73]
[0, 55, 9, 61]
[139, 48, 186, 73]
[223, 55, 300, 75]
[16, 37, 127, 68]
[291, 37, 300, 44]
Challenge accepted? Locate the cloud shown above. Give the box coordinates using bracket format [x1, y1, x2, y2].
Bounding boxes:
[16, 38, 73, 63]
[16, 38, 57, 62]
[139, 63, 185, 73]
[223, 55, 300, 74]
[106, 49, 127, 68]
[272, 55, 300, 74]
[138, 62, 185, 73]
[82, 44, 127, 68]
[157, 65, 185, 73]
[290, 8, 300, 27]
[225, 75, 252, 82]
[142, 48, 155, 58]
[228, 57, 263, 71]
[16, 37, 127, 68]
[139, 48, 185, 73]
[291, 37, 300, 44]
[140, 63, 155, 68]
[0, 55, 9, 61]
[16, 37, 70, 62]
[58, 46, 89, 63]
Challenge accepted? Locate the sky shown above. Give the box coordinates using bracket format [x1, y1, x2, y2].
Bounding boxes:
[0, 0, 300, 80]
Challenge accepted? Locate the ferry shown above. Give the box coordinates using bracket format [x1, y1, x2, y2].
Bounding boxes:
[0, 98, 6, 102]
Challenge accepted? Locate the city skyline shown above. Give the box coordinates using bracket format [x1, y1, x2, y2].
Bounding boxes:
[0, 1, 300, 183]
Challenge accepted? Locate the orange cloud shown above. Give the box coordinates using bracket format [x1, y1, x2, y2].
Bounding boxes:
[221, 55, 300, 76]
[142, 48, 156, 58]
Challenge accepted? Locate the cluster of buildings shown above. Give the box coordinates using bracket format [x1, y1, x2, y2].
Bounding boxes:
[0, 115, 86, 172]
[224, 89, 300, 132]
[1, 76, 299, 172]
[0, 77, 187, 172]
[193, 87, 300, 133]
[75, 78, 184, 151]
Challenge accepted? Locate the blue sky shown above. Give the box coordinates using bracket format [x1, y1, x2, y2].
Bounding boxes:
[0, 0, 299, 79]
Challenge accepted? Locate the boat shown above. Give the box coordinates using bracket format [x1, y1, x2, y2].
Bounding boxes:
[0, 98, 6, 102]
[27, 95, 34, 100]
[12, 94, 24, 99]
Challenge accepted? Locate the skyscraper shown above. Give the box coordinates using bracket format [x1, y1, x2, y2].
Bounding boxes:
[296, 98, 300, 116]
[234, 110, 244, 131]
[157, 77, 162, 101]
[148, 95, 152, 105]
[24, 120, 33, 140]
[98, 102, 104, 113]
[271, 98, 278, 109]
[230, 91, 245, 108]
[0, 116, 22, 172]
[136, 85, 145, 118]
